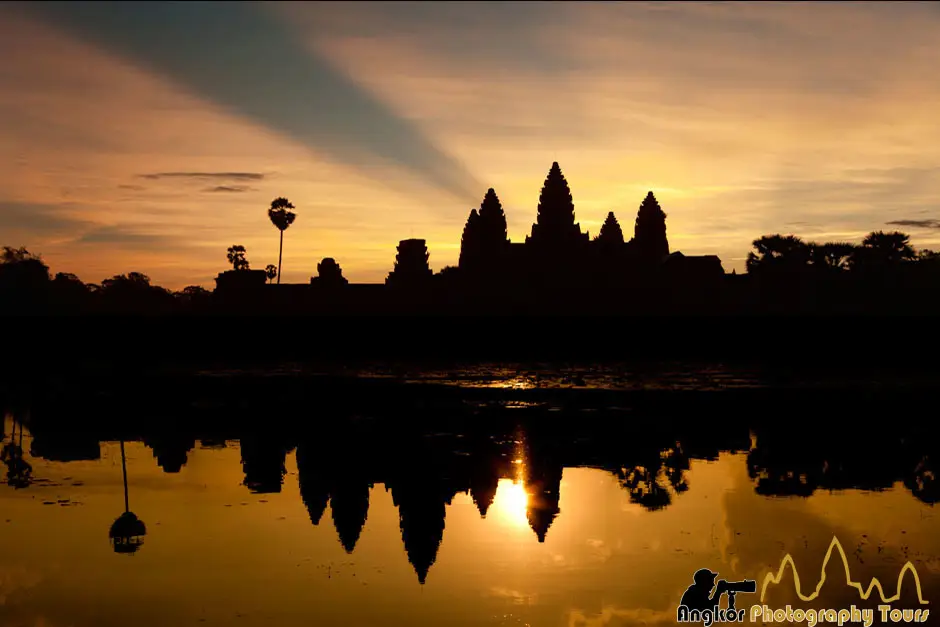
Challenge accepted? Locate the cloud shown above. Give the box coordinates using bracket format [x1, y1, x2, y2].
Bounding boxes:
[204, 185, 253, 193]
[0, 201, 93, 238]
[24, 1, 484, 204]
[886, 219, 940, 229]
[678, 167, 940, 240]
[139, 172, 265, 181]
[74, 224, 182, 249]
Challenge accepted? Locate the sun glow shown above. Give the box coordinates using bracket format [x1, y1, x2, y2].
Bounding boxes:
[494, 479, 530, 529]
[493, 444, 531, 530]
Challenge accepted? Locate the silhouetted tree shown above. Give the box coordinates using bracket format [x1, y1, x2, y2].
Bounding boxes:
[633, 192, 669, 261]
[98, 272, 174, 312]
[100, 272, 147, 292]
[268, 197, 296, 284]
[386, 239, 433, 287]
[1, 246, 43, 265]
[595, 211, 624, 246]
[51, 271, 89, 308]
[528, 162, 585, 247]
[810, 242, 856, 271]
[264, 264, 277, 283]
[851, 230, 916, 271]
[1, 419, 32, 489]
[912, 249, 940, 283]
[905, 456, 938, 505]
[53, 271, 82, 284]
[176, 285, 211, 308]
[917, 249, 940, 261]
[180, 285, 210, 297]
[227, 245, 250, 271]
[745, 235, 811, 273]
[660, 444, 691, 495]
[617, 459, 674, 511]
[0, 247, 51, 307]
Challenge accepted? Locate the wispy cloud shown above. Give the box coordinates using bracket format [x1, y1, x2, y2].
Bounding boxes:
[886, 219, 940, 229]
[25, 1, 483, 203]
[74, 224, 181, 249]
[139, 172, 265, 181]
[204, 185, 253, 193]
[0, 200, 93, 237]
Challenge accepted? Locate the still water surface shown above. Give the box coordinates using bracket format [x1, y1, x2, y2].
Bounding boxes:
[1, 415, 938, 627]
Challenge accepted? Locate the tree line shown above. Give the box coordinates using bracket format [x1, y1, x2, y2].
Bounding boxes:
[0, 196, 300, 312]
[745, 230, 938, 275]
[2, 211, 939, 314]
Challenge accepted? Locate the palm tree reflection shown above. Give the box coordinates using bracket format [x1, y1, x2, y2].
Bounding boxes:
[109, 440, 147, 554]
[2, 414, 32, 489]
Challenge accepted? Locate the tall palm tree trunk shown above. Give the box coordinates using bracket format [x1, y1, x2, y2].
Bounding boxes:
[277, 230, 284, 285]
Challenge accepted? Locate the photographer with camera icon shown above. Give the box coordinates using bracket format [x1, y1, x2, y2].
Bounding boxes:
[680, 568, 757, 613]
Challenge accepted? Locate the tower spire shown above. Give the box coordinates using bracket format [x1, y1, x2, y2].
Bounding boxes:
[527, 162, 586, 247]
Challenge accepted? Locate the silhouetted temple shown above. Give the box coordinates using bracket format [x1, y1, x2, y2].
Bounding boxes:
[214, 162, 724, 312]
[457, 162, 722, 289]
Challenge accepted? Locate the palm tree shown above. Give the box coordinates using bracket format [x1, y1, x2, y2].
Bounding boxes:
[268, 197, 297, 284]
[745, 234, 811, 273]
[264, 264, 277, 283]
[109, 440, 147, 554]
[2, 415, 32, 489]
[810, 242, 856, 272]
[856, 230, 916, 268]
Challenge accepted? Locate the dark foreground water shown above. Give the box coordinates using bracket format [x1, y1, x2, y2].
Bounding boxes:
[2, 393, 938, 627]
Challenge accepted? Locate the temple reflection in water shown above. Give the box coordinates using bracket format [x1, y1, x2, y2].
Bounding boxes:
[4, 406, 938, 587]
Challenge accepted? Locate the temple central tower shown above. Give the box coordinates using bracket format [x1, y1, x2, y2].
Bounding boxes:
[526, 162, 588, 249]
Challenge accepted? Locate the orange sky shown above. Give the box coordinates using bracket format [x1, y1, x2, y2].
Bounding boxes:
[2, 1, 940, 289]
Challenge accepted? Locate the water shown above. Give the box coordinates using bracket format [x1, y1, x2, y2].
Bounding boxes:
[1, 410, 938, 627]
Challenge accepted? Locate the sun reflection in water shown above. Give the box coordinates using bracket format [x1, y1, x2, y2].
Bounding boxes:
[480, 376, 536, 390]
[494, 479, 530, 529]
[493, 448, 531, 529]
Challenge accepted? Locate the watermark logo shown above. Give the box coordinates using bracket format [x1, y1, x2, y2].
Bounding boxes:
[676, 568, 756, 625]
[677, 537, 930, 626]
